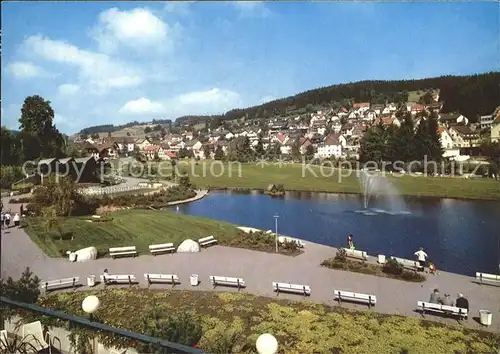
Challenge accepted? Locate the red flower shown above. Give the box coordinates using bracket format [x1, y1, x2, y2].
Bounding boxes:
[193, 344, 199, 348]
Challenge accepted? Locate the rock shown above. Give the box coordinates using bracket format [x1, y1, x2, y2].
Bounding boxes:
[68, 246, 98, 262]
[177, 239, 200, 253]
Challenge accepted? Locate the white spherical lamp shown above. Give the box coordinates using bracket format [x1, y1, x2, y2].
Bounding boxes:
[82, 295, 100, 314]
[256, 333, 278, 354]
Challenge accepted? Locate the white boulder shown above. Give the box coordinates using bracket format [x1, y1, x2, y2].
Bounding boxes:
[68, 246, 98, 262]
[177, 239, 200, 253]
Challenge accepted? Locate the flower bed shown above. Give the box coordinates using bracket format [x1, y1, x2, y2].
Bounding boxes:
[321, 249, 425, 282]
[221, 231, 302, 256]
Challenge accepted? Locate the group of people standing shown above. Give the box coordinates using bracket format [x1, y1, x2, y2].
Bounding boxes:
[1, 205, 23, 229]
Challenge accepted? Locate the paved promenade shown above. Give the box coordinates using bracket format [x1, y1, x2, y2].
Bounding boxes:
[1, 196, 499, 334]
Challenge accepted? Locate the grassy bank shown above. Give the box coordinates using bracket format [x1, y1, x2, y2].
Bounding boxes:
[22, 209, 242, 257]
[169, 161, 500, 200]
[32, 289, 499, 354]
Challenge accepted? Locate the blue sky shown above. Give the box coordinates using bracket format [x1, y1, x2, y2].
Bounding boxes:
[2, 1, 498, 134]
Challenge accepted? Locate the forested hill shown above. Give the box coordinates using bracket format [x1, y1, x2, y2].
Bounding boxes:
[175, 72, 500, 125]
[78, 72, 499, 134]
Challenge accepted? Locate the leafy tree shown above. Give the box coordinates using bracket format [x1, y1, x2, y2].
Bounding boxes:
[0, 126, 22, 165]
[305, 144, 315, 160]
[214, 146, 225, 160]
[179, 176, 191, 189]
[0, 267, 40, 321]
[255, 139, 265, 158]
[0, 165, 24, 189]
[41, 205, 63, 240]
[291, 139, 301, 160]
[144, 126, 152, 134]
[359, 124, 385, 165]
[126, 132, 131, 136]
[18, 95, 64, 159]
[203, 144, 211, 159]
[90, 133, 100, 139]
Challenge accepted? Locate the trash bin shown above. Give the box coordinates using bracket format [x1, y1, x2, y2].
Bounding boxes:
[190, 274, 199, 286]
[378, 255, 386, 264]
[479, 310, 492, 326]
[87, 275, 96, 287]
[68, 252, 76, 262]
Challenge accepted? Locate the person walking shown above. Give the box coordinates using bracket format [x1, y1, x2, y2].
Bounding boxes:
[0, 212, 4, 230]
[20, 204, 24, 216]
[13, 213, 21, 227]
[414, 247, 428, 270]
[4, 212, 11, 229]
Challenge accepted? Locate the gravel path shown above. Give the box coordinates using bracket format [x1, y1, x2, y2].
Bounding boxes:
[1, 196, 499, 334]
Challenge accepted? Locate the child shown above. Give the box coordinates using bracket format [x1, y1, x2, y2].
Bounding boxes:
[347, 234, 355, 250]
[429, 261, 438, 275]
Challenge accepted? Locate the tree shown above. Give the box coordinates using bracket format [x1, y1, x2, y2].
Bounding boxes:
[1, 126, 22, 165]
[291, 139, 301, 161]
[203, 144, 211, 159]
[305, 144, 315, 160]
[90, 133, 100, 139]
[359, 124, 385, 165]
[214, 146, 225, 160]
[255, 139, 265, 158]
[0, 267, 40, 320]
[18, 95, 64, 159]
[126, 131, 131, 136]
[41, 205, 63, 239]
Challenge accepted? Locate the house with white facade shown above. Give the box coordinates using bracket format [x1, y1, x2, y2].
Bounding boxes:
[491, 115, 500, 143]
[448, 125, 479, 148]
[315, 134, 343, 158]
[135, 138, 152, 151]
[352, 102, 370, 115]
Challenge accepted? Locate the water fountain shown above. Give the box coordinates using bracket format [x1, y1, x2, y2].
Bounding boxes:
[358, 170, 409, 215]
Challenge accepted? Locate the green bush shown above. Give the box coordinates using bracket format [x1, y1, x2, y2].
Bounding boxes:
[335, 248, 347, 262]
[382, 257, 404, 276]
[400, 270, 426, 282]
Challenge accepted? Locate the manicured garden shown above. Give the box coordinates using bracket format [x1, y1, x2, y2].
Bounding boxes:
[27, 288, 500, 354]
[167, 161, 500, 200]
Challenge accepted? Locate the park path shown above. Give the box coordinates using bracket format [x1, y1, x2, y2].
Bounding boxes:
[1, 195, 499, 334]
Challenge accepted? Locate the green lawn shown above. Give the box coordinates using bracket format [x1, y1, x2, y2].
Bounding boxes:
[32, 289, 500, 354]
[169, 161, 500, 200]
[23, 209, 242, 257]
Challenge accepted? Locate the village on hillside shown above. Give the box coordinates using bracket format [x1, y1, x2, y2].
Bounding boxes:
[73, 94, 500, 165]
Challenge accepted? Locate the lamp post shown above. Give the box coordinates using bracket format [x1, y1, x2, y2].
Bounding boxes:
[273, 214, 279, 253]
[82, 295, 100, 354]
[256, 333, 278, 354]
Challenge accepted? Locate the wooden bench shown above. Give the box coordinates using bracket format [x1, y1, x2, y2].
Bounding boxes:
[333, 289, 376, 308]
[342, 248, 368, 261]
[210, 276, 246, 290]
[149, 243, 176, 255]
[391, 256, 423, 271]
[476, 272, 500, 286]
[198, 235, 217, 247]
[41, 277, 80, 291]
[272, 282, 310, 296]
[417, 301, 468, 320]
[109, 246, 137, 259]
[100, 274, 136, 286]
[144, 273, 180, 287]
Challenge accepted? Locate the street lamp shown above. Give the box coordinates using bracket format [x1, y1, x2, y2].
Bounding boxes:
[82, 295, 100, 354]
[256, 333, 278, 354]
[273, 214, 279, 253]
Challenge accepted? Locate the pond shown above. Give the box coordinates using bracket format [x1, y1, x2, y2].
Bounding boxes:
[171, 190, 500, 276]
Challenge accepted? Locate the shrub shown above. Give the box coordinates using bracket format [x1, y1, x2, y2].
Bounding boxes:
[281, 239, 299, 252]
[335, 248, 347, 262]
[382, 257, 404, 276]
[400, 270, 426, 282]
[9, 197, 32, 204]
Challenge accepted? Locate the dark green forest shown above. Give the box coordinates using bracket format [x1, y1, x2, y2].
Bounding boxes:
[175, 72, 499, 126]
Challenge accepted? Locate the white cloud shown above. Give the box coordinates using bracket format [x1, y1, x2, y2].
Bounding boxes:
[176, 88, 240, 106]
[92, 8, 171, 53]
[231, 1, 271, 17]
[58, 83, 80, 96]
[119, 97, 166, 115]
[23, 35, 143, 92]
[6, 61, 46, 78]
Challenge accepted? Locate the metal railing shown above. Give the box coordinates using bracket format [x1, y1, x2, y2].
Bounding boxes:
[0, 296, 204, 353]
